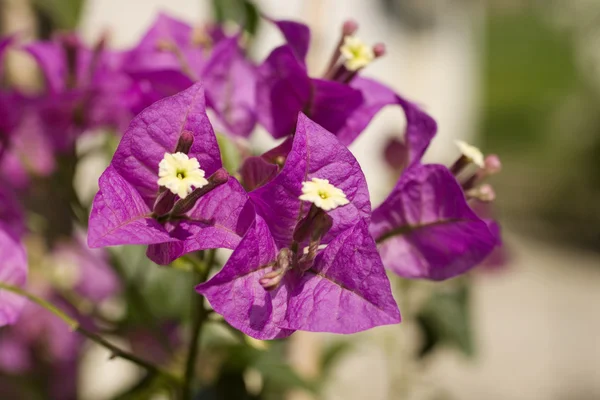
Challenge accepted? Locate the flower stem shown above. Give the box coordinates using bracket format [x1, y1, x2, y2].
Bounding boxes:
[181, 249, 215, 399]
[0, 282, 181, 386]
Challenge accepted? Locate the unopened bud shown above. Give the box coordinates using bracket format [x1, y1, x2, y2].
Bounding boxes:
[259, 269, 285, 290]
[168, 168, 229, 217]
[293, 205, 320, 242]
[467, 184, 496, 203]
[483, 154, 502, 175]
[311, 211, 333, 240]
[58, 33, 81, 89]
[383, 137, 408, 171]
[58, 32, 81, 50]
[342, 19, 359, 36]
[174, 130, 194, 154]
[373, 43, 386, 58]
[153, 190, 177, 217]
[276, 248, 292, 270]
[260, 249, 291, 290]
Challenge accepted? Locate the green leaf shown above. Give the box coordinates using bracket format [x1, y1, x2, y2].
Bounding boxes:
[216, 133, 243, 174]
[33, 0, 86, 30]
[211, 0, 261, 36]
[416, 282, 475, 358]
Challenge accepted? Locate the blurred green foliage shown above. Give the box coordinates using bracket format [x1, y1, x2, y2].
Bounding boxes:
[416, 281, 474, 358]
[482, 6, 600, 251]
[211, 0, 260, 36]
[33, 0, 86, 31]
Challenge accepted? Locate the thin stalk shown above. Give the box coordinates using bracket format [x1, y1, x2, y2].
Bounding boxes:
[181, 249, 216, 399]
[0, 282, 181, 386]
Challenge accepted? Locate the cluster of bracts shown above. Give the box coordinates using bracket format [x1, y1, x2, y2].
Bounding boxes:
[0, 14, 501, 344]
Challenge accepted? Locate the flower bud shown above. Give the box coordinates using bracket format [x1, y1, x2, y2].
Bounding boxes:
[152, 190, 177, 217]
[259, 249, 292, 290]
[259, 270, 285, 290]
[467, 184, 496, 203]
[174, 130, 195, 154]
[383, 137, 408, 171]
[168, 168, 229, 217]
[342, 19, 359, 36]
[483, 154, 502, 175]
[58, 33, 81, 89]
[373, 43, 386, 58]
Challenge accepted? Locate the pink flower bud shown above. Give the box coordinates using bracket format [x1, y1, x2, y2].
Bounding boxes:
[174, 130, 195, 154]
[484, 154, 502, 175]
[342, 19, 359, 36]
[373, 43, 386, 58]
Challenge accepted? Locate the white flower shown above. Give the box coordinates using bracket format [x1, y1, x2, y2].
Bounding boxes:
[157, 152, 208, 199]
[340, 36, 374, 71]
[455, 140, 485, 168]
[299, 178, 349, 211]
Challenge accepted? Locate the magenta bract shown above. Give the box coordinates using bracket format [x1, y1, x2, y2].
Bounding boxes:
[370, 164, 497, 280]
[88, 83, 252, 264]
[198, 115, 400, 339]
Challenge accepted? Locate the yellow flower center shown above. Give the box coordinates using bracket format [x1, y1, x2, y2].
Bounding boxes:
[340, 36, 374, 71]
[157, 152, 208, 199]
[455, 140, 485, 168]
[299, 178, 349, 211]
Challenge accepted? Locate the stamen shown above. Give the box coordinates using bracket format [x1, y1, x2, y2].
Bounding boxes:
[340, 36, 375, 72]
[323, 20, 359, 78]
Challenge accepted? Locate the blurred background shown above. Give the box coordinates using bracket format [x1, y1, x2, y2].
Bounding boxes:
[1, 0, 599, 399]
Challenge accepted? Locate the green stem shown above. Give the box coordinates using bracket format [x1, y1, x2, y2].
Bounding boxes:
[0, 282, 181, 386]
[181, 249, 215, 399]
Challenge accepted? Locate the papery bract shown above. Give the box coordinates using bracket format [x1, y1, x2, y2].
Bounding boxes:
[88, 83, 252, 264]
[250, 113, 370, 248]
[270, 18, 311, 63]
[338, 77, 437, 164]
[198, 115, 399, 339]
[0, 227, 27, 326]
[370, 164, 496, 280]
[197, 217, 400, 339]
[201, 36, 257, 137]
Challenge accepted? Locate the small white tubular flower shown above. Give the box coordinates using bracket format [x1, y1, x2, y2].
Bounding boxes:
[455, 140, 485, 168]
[340, 36, 374, 71]
[157, 152, 208, 199]
[299, 178, 349, 211]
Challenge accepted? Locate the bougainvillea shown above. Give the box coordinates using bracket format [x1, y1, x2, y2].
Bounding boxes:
[0, 8, 503, 399]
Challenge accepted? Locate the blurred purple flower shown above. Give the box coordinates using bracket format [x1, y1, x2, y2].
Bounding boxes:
[370, 164, 497, 280]
[124, 13, 257, 136]
[0, 227, 27, 326]
[0, 287, 82, 399]
[197, 115, 400, 339]
[88, 83, 254, 264]
[24, 33, 135, 148]
[52, 236, 120, 302]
